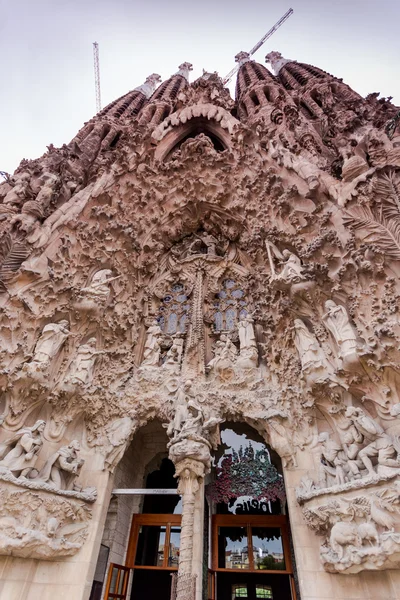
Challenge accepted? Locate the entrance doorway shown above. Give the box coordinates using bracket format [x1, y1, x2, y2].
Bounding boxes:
[208, 425, 297, 600]
[211, 514, 295, 600]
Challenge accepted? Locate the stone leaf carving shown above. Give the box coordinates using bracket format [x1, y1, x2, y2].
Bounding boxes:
[0, 480, 92, 559]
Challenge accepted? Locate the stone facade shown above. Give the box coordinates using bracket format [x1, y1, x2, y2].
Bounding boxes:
[1, 50, 400, 599]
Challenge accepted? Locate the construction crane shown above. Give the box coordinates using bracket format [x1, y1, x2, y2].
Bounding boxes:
[93, 42, 101, 112]
[222, 8, 294, 85]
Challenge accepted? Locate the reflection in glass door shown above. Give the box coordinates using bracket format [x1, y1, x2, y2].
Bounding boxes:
[126, 514, 181, 600]
[213, 515, 296, 600]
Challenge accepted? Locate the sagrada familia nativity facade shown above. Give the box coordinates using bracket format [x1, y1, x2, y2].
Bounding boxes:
[1, 47, 400, 600]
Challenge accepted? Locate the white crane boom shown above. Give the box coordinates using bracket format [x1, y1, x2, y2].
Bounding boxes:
[93, 42, 101, 112]
[222, 8, 294, 85]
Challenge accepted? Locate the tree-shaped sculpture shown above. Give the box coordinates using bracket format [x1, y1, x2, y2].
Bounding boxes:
[207, 446, 286, 504]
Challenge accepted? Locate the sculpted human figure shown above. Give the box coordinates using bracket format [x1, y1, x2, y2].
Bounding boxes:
[0, 420, 45, 478]
[167, 380, 204, 440]
[207, 334, 237, 373]
[318, 432, 347, 487]
[237, 314, 257, 351]
[35, 440, 84, 490]
[103, 416, 135, 472]
[266, 242, 305, 284]
[65, 337, 103, 386]
[142, 319, 163, 367]
[25, 320, 70, 373]
[3, 172, 31, 207]
[163, 333, 184, 373]
[80, 269, 114, 301]
[323, 300, 358, 365]
[293, 319, 338, 386]
[345, 406, 400, 475]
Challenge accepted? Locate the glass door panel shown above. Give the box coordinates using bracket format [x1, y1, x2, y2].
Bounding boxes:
[168, 526, 181, 567]
[218, 526, 249, 570]
[135, 525, 166, 567]
[251, 528, 285, 571]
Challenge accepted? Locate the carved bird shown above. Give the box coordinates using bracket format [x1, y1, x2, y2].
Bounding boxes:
[370, 500, 395, 530]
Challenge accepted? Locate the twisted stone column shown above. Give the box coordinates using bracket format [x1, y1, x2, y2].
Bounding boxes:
[174, 458, 206, 600]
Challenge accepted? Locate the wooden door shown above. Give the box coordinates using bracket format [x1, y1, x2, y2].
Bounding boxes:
[104, 563, 131, 600]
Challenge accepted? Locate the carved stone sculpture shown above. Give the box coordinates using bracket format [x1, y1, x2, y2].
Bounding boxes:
[103, 416, 135, 472]
[345, 407, 400, 476]
[64, 337, 102, 387]
[163, 333, 184, 373]
[293, 319, 339, 387]
[322, 300, 358, 368]
[76, 269, 118, 311]
[266, 242, 306, 284]
[23, 320, 70, 377]
[317, 431, 348, 487]
[0, 420, 45, 477]
[237, 314, 258, 369]
[141, 319, 163, 367]
[207, 334, 238, 376]
[34, 440, 84, 490]
[0, 484, 93, 559]
[167, 380, 204, 441]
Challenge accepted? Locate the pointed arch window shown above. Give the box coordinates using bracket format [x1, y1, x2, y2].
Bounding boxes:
[157, 283, 190, 334]
[213, 279, 248, 332]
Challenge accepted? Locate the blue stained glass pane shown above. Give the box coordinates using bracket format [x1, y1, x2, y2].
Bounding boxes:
[158, 316, 165, 329]
[167, 313, 178, 334]
[239, 300, 247, 306]
[218, 290, 227, 299]
[164, 295, 172, 303]
[239, 309, 248, 319]
[214, 312, 223, 331]
[172, 284, 183, 292]
[177, 294, 187, 303]
[225, 280, 236, 289]
[232, 289, 244, 298]
[226, 308, 236, 330]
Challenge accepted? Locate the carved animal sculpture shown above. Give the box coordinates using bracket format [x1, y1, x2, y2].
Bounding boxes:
[358, 522, 379, 546]
[330, 522, 361, 559]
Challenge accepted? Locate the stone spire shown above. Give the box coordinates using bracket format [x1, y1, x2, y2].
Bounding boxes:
[134, 73, 162, 98]
[175, 62, 193, 81]
[235, 51, 251, 66]
[265, 51, 291, 75]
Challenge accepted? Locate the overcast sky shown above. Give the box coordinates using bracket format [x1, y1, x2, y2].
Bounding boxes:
[1, 0, 399, 175]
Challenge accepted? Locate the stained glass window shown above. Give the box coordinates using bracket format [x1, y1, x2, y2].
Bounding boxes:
[157, 283, 189, 335]
[213, 279, 248, 332]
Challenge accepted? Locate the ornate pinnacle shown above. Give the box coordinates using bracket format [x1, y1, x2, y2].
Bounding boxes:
[265, 50, 291, 75]
[134, 73, 162, 98]
[235, 51, 251, 66]
[176, 62, 193, 81]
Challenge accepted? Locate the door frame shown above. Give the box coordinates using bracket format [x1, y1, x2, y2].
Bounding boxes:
[126, 513, 182, 570]
[212, 514, 297, 599]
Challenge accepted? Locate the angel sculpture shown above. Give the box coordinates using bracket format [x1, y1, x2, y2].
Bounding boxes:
[265, 241, 306, 284]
